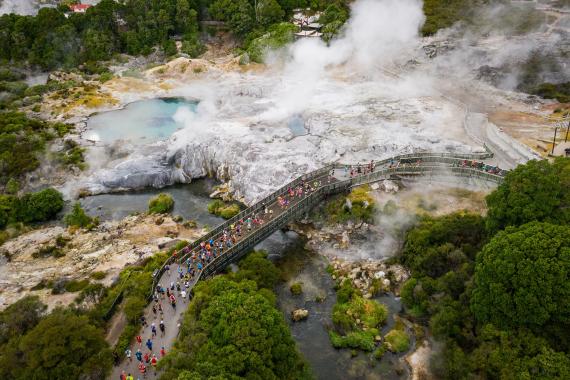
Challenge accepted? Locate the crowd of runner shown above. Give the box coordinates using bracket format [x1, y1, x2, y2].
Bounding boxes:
[117, 176, 332, 379]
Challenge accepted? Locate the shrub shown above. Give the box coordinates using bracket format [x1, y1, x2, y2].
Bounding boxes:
[17, 188, 64, 224]
[290, 282, 303, 295]
[148, 193, 174, 214]
[64, 202, 98, 229]
[64, 279, 90, 293]
[90, 271, 107, 280]
[32, 245, 64, 259]
[384, 329, 410, 353]
[208, 200, 240, 219]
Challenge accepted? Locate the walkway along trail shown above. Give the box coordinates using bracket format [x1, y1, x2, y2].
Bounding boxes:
[110, 151, 506, 379]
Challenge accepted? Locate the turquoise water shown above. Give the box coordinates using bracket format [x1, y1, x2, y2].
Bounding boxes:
[84, 98, 197, 144]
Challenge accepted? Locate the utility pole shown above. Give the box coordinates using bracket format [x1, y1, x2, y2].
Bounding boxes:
[552, 126, 558, 155]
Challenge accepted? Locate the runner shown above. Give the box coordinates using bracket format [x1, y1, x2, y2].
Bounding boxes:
[124, 347, 132, 362]
[146, 338, 153, 351]
[159, 320, 165, 337]
[136, 335, 142, 347]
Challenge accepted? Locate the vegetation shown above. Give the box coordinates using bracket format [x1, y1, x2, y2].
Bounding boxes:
[159, 251, 311, 379]
[532, 81, 570, 103]
[317, 185, 375, 224]
[148, 193, 175, 214]
[384, 327, 410, 353]
[471, 222, 570, 331]
[207, 199, 241, 219]
[398, 158, 570, 379]
[329, 280, 387, 352]
[64, 202, 98, 229]
[290, 282, 303, 295]
[0, 298, 112, 380]
[485, 158, 570, 232]
[0, 188, 64, 229]
[246, 23, 297, 62]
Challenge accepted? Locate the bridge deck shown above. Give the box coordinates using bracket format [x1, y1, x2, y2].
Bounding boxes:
[110, 152, 506, 379]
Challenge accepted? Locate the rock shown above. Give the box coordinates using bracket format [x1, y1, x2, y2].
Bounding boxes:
[370, 182, 380, 190]
[374, 271, 385, 279]
[375, 335, 382, 342]
[340, 231, 350, 249]
[291, 309, 309, 322]
[382, 279, 391, 287]
[363, 292, 372, 299]
[154, 217, 164, 225]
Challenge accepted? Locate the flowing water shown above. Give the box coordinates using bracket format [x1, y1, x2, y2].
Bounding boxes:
[266, 232, 411, 380]
[84, 97, 197, 145]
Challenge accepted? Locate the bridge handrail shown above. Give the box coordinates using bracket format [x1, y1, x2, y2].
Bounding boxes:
[149, 163, 336, 297]
[150, 152, 503, 298]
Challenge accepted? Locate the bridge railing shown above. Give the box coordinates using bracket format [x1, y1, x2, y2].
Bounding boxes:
[150, 151, 502, 298]
[147, 163, 336, 297]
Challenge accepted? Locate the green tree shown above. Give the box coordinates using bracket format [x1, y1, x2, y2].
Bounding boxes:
[231, 250, 280, 289]
[485, 158, 570, 232]
[0, 310, 112, 380]
[471, 222, 570, 331]
[17, 188, 64, 224]
[0, 296, 46, 345]
[257, 0, 285, 27]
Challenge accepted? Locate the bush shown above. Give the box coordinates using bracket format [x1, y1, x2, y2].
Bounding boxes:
[207, 199, 240, 219]
[32, 244, 65, 259]
[246, 23, 296, 63]
[64, 279, 90, 293]
[17, 188, 64, 224]
[329, 330, 378, 351]
[384, 329, 410, 353]
[64, 202, 98, 229]
[90, 271, 107, 280]
[148, 193, 174, 214]
[290, 282, 303, 295]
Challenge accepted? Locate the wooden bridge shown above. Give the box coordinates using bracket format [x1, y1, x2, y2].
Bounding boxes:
[151, 150, 505, 295]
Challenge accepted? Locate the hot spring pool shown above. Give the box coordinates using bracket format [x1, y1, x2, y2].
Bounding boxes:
[84, 97, 197, 144]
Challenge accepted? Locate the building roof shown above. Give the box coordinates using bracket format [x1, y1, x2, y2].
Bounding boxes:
[70, 4, 91, 12]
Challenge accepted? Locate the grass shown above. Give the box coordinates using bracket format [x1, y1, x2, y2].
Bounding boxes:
[90, 271, 107, 280]
[148, 193, 174, 214]
[384, 329, 410, 353]
[207, 200, 241, 219]
[64, 279, 90, 293]
[32, 245, 65, 259]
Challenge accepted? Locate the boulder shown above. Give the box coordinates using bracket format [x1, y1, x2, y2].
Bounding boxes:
[291, 309, 309, 322]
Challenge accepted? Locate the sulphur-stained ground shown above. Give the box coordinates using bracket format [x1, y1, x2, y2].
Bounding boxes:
[0, 214, 204, 311]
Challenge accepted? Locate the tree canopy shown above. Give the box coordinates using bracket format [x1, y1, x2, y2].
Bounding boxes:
[159, 253, 310, 380]
[471, 221, 570, 330]
[485, 158, 570, 232]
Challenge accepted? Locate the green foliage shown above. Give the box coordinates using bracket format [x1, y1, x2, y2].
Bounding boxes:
[257, 0, 285, 27]
[148, 193, 175, 214]
[32, 244, 65, 259]
[4, 178, 19, 194]
[485, 158, 570, 232]
[17, 188, 64, 224]
[231, 250, 281, 289]
[402, 212, 485, 277]
[160, 252, 310, 380]
[421, 0, 467, 36]
[207, 199, 240, 219]
[471, 222, 570, 331]
[329, 280, 387, 352]
[0, 295, 46, 345]
[532, 82, 570, 103]
[246, 23, 296, 63]
[0, 310, 112, 380]
[209, 0, 255, 37]
[384, 328, 410, 353]
[290, 282, 303, 295]
[323, 185, 375, 224]
[90, 271, 107, 280]
[65, 202, 98, 229]
[319, 3, 349, 42]
[329, 330, 378, 351]
[57, 139, 86, 170]
[64, 279, 90, 293]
